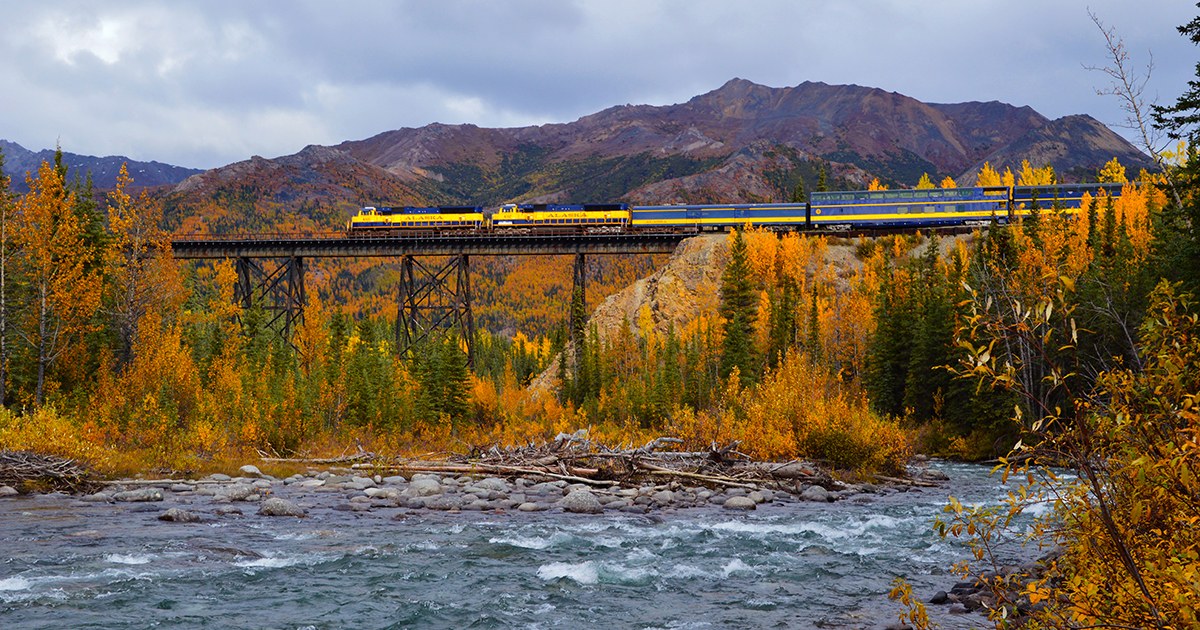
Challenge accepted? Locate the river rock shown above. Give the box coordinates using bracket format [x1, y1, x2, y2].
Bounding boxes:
[723, 496, 757, 510]
[0, 485, 18, 496]
[474, 477, 510, 492]
[350, 476, 376, 489]
[559, 490, 603, 514]
[800, 486, 833, 503]
[113, 488, 163, 502]
[364, 487, 395, 499]
[258, 497, 305, 517]
[918, 468, 950, 482]
[239, 464, 264, 478]
[425, 495, 463, 511]
[208, 473, 232, 482]
[158, 508, 201, 523]
[218, 484, 256, 502]
[651, 490, 675, 505]
[408, 478, 443, 497]
[517, 502, 548, 512]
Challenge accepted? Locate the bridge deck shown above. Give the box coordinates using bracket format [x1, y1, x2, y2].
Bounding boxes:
[170, 232, 692, 258]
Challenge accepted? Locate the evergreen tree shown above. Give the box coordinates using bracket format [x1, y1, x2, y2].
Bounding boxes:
[1153, 9, 1200, 288]
[805, 291, 821, 364]
[817, 163, 829, 192]
[864, 273, 913, 416]
[766, 278, 797, 368]
[719, 229, 758, 385]
[901, 237, 954, 420]
[790, 177, 806, 204]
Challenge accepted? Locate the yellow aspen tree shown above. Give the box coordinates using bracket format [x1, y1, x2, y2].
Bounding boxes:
[15, 161, 103, 404]
[1098, 157, 1128, 183]
[106, 163, 183, 367]
[916, 173, 935, 189]
[939, 175, 958, 188]
[0, 148, 14, 406]
[1018, 160, 1056, 185]
[977, 162, 1002, 187]
[1002, 167, 1016, 188]
[868, 178, 888, 191]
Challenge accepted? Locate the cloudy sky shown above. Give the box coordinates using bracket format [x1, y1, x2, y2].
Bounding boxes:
[2, 1, 1196, 170]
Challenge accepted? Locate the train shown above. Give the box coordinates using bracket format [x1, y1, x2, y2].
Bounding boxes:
[346, 182, 1127, 237]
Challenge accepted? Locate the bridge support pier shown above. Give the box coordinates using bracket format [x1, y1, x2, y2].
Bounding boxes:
[396, 254, 476, 368]
[234, 256, 306, 342]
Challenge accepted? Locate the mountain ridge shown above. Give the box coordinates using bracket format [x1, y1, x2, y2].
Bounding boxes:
[0, 139, 202, 193]
[7, 78, 1153, 231]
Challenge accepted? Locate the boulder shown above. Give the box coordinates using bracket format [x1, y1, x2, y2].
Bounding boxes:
[651, 490, 675, 505]
[559, 489, 603, 514]
[258, 497, 305, 517]
[424, 495, 463, 511]
[158, 508, 201, 523]
[474, 477, 510, 492]
[800, 486, 833, 503]
[723, 496, 757, 510]
[239, 464, 264, 478]
[408, 478, 443, 497]
[0, 485, 18, 496]
[113, 488, 163, 502]
[218, 484, 255, 502]
[918, 468, 951, 482]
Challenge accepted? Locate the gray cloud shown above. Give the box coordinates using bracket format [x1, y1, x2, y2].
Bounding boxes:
[1, 0, 1194, 169]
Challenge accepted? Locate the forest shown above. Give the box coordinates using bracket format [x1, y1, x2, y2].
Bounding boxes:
[3, 10, 1200, 624]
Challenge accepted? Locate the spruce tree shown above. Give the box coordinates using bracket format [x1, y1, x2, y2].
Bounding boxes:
[790, 177, 806, 204]
[719, 229, 758, 385]
[1152, 10, 1200, 288]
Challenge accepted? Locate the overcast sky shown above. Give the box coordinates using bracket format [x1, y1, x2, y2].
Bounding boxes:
[2, 1, 1196, 170]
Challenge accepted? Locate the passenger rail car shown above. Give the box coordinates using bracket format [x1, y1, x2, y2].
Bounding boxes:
[1010, 183, 1125, 217]
[630, 203, 809, 232]
[809, 186, 1011, 230]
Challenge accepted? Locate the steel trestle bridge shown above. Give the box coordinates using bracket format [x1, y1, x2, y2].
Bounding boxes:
[170, 231, 692, 366]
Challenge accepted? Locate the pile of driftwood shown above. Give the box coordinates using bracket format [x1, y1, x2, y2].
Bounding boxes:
[351, 434, 837, 493]
[0, 450, 96, 493]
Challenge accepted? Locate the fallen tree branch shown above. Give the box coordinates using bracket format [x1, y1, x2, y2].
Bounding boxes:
[873, 474, 941, 488]
[636, 461, 760, 489]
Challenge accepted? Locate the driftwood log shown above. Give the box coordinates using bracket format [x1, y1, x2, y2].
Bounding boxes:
[348, 437, 843, 493]
[0, 450, 97, 493]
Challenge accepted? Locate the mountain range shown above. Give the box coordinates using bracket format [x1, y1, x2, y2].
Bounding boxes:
[0, 139, 202, 193]
[3, 78, 1152, 233]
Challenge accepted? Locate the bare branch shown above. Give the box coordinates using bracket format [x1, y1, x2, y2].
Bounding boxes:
[1086, 10, 1183, 207]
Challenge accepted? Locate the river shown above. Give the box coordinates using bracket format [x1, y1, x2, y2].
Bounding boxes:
[0, 461, 1036, 629]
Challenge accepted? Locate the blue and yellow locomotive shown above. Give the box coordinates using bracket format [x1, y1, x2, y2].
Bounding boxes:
[491, 203, 630, 234]
[346, 205, 485, 234]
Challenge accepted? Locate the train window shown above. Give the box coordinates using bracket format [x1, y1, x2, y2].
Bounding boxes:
[897, 206, 908, 214]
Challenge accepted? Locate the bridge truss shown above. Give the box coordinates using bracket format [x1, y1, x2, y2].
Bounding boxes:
[171, 232, 687, 367]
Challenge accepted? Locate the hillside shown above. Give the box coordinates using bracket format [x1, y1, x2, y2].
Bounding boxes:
[162, 78, 1153, 234]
